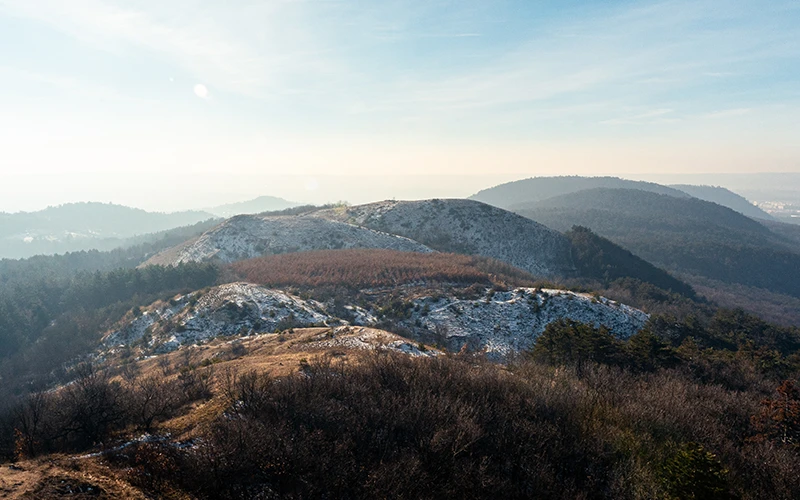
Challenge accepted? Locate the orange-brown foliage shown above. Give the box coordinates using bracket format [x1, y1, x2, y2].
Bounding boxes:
[230, 249, 534, 289]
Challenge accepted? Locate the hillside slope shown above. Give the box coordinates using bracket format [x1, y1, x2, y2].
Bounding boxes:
[314, 199, 575, 278]
[670, 184, 774, 220]
[564, 226, 695, 298]
[142, 215, 433, 266]
[469, 176, 689, 210]
[104, 282, 647, 358]
[398, 287, 648, 356]
[515, 188, 800, 298]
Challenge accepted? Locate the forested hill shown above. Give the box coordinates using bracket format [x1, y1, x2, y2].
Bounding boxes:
[670, 184, 774, 220]
[564, 226, 696, 299]
[469, 176, 689, 210]
[515, 188, 800, 299]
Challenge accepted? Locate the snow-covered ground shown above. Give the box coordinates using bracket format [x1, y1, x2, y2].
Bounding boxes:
[300, 326, 439, 357]
[145, 215, 433, 265]
[104, 283, 648, 359]
[143, 199, 576, 281]
[399, 287, 649, 357]
[105, 283, 334, 353]
[314, 199, 575, 278]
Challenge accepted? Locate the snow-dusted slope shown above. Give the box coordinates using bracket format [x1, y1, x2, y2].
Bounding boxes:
[314, 199, 574, 278]
[105, 283, 335, 353]
[106, 282, 647, 359]
[399, 287, 648, 357]
[143, 215, 433, 266]
[305, 326, 439, 357]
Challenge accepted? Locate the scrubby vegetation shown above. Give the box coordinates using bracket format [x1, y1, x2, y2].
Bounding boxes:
[1, 308, 798, 498]
[64, 345, 800, 497]
[1, 359, 215, 460]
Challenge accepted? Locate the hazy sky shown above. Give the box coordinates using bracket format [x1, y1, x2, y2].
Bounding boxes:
[1, 0, 799, 212]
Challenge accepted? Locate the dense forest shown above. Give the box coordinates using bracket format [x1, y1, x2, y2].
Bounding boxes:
[564, 226, 695, 298]
[0, 262, 219, 398]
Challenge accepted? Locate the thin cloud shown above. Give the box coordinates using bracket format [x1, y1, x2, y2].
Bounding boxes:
[700, 108, 753, 119]
[0, 0, 339, 98]
[600, 109, 678, 126]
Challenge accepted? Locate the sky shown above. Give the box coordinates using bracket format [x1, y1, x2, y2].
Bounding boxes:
[1, 0, 799, 212]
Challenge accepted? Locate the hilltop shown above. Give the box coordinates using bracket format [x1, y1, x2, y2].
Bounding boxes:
[314, 199, 575, 278]
[142, 200, 697, 307]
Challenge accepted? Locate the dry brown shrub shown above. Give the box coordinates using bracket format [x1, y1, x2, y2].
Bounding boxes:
[229, 249, 536, 289]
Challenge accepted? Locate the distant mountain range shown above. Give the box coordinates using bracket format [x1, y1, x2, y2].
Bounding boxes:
[515, 187, 800, 285]
[468, 176, 800, 325]
[469, 175, 776, 221]
[0, 203, 217, 259]
[470, 176, 690, 210]
[0, 195, 299, 259]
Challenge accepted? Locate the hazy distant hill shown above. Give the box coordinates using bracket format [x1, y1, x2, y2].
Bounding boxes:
[0, 203, 216, 259]
[515, 188, 800, 298]
[469, 176, 689, 210]
[670, 184, 774, 220]
[205, 195, 299, 218]
[315, 199, 576, 278]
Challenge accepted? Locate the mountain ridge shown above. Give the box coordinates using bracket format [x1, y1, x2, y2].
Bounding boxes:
[313, 199, 576, 278]
[469, 176, 690, 209]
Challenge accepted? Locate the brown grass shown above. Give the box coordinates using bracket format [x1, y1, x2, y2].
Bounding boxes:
[0, 455, 150, 499]
[107, 327, 431, 440]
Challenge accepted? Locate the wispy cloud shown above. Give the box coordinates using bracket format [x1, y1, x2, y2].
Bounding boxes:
[700, 108, 753, 119]
[0, 65, 135, 102]
[339, 0, 800, 130]
[1, 0, 798, 134]
[600, 109, 679, 126]
[0, 0, 337, 98]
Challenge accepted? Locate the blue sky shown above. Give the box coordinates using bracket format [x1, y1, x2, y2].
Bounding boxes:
[1, 0, 799, 211]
